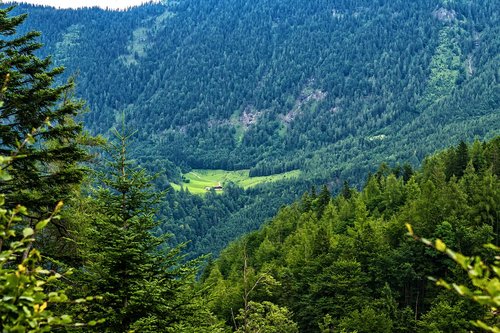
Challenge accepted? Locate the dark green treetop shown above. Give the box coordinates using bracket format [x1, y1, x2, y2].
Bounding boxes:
[0, 6, 89, 215]
[77, 127, 224, 332]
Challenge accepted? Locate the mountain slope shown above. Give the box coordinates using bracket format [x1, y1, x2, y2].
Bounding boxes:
[14, 0, 499, 174]
[9, 0, 499, 257]
[202, 137, 500, 332]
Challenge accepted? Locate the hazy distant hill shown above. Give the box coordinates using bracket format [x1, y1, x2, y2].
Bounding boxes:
[9, 0, 499, 257]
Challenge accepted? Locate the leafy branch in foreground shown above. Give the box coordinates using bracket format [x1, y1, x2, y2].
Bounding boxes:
[0, 197, 68, 331]
[0, 155, 102, 332]
[406, 223, 499, 332]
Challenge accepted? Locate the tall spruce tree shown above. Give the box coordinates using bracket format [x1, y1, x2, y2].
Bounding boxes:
[78, 128, 224, 332]
[0, 7, 88, 219]
[0, 6, 89, 262]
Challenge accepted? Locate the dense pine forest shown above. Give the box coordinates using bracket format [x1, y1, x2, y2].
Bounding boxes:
[0, 0, 499, 332]
[202, 138, 500, 332]
[8, 0, 500, 258]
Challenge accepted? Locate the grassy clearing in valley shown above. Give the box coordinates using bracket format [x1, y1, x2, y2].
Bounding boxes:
[170, 169, 300, 194]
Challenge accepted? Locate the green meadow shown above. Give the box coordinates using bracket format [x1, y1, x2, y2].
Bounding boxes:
[170, 169, 300, 194]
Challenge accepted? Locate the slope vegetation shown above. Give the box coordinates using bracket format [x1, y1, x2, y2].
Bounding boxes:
[203, 137, 500, 332]
[10, 0, 499, 257]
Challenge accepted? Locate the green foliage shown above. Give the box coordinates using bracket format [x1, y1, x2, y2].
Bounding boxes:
[0, 199, 69, 332]
[24, 0, 494, 178]
[76, 128, 224, 332]
[0, 6, 96, 269]
[0, 157, 99, 332]
[12, 0, 500, 259]
[234, 301, 298, 333]
[337, 306, 393, 333]
[417, 299, 470, 333]
[422, 26, 464, 105]
[2, 3, 499, 331]
[0, 10, 101, 331]
[204, 138, 500, 332]
[408, 226, 500, 332]
[0, 6, 89, 214]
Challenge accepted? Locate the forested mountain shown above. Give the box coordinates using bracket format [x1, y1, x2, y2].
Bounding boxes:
[203, 138, 500, 332]
[7, 0, 499, 257]
[0, 4, 499, 330]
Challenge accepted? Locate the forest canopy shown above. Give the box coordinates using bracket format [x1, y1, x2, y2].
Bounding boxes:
[7, 0, 499, 259]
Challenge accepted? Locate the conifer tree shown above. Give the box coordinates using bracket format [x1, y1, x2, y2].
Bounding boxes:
[0, 6, 89, 251]
[78, 128, 223, 332]
[449, 140, 470, 179]
[315, 185, 331, 218]
[341, 180, 352, 199]
[0, 7, 90, 263]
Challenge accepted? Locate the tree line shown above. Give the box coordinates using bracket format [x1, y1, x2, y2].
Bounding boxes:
[202, 138, 500, 332]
